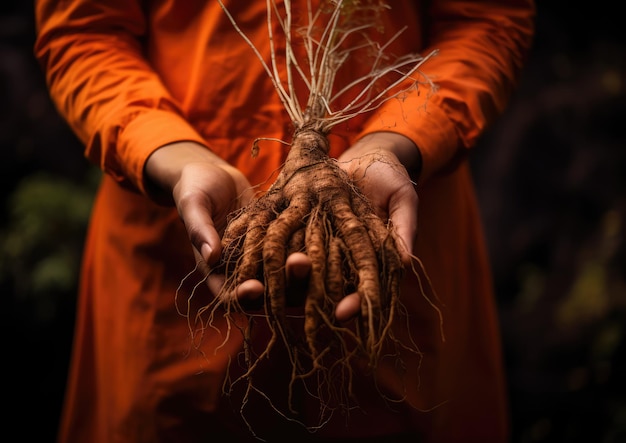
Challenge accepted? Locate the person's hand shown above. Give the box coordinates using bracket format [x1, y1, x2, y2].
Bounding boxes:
[333, 131, 421, 321]
[144, 141, 263, 298]
[145, 141, 317, 304]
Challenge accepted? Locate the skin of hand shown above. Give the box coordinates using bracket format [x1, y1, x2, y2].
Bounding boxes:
[144, 133, 420, 322]
[145, 141, 320, 302]
[144, 141, 260, 294]
[332, 131, 421, 321]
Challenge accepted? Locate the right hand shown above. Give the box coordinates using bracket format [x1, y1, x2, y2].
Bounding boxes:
[144, 141, 316, 304]
[144, 141, 262, 297]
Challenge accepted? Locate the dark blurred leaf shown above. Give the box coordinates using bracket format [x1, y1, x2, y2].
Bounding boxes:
[0, 168, 100, 302]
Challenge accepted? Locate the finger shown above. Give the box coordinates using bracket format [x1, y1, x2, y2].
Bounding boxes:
[207, 274, 264, 311]
[285, 252, 312, 282]
[206, 272, 226, 297]
[388, 188, 418, 264]
[285, 252, 311, 307]
[181, 195, 223, 266]
[190, 220, 222, 266]
[235, 279, 265, 301]
[335, 292, 361, 322]
[232, 279, 265, 312]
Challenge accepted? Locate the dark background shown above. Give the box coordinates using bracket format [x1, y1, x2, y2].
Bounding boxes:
[2, 2, 624, 442]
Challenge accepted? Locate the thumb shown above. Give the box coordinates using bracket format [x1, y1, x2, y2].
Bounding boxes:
[388, 190, 418, 264]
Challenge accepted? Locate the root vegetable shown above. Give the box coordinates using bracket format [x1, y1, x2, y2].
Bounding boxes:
[190, 0, 439, 434]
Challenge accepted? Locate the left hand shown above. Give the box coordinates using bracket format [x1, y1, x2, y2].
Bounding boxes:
[333, 131, 421, 321]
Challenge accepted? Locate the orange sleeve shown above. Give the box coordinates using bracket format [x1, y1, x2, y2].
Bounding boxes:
[34, 0, 208, 194]
[359, 0, 535, 183]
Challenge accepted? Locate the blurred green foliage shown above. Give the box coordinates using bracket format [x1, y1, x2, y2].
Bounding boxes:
[1, 167, 100, 321]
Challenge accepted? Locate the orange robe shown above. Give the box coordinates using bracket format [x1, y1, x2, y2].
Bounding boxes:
[34, 1, 535, 442]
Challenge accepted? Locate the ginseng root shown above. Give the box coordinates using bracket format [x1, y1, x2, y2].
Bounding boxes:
[203, 127, 410, 431]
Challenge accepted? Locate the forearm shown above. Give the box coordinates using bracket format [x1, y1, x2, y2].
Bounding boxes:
[358, 0, 535, 183]
[34, 0, 208, 194]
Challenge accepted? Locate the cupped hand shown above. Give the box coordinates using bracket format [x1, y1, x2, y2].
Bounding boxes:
[334, 132, 421, 321]
[145, 142, 259, 298]
[145, 141, 314, 305]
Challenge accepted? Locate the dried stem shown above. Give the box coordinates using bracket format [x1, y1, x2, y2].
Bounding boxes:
[217, 0, 436, 132]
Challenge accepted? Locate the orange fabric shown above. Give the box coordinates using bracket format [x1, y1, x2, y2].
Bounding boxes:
[34, 1, 535, 442]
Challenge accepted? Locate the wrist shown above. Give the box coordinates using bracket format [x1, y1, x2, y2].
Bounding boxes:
[144, 141, 224, 204]
[347, 132, 422, 177]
